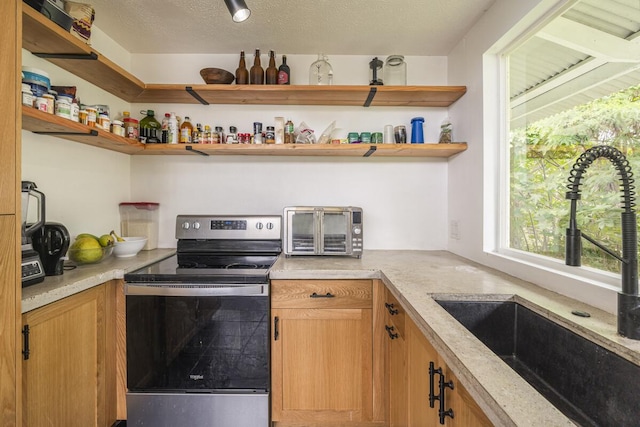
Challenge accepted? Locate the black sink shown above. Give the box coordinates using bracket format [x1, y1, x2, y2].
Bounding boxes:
[435, 300, 640, 427]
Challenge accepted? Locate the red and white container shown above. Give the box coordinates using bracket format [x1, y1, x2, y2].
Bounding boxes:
[119, 202, 159, 250]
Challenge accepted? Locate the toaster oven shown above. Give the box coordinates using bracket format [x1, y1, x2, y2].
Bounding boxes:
[283, 206, 363, 257]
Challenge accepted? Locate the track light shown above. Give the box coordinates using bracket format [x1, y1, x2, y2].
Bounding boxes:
[224, 0, 251, 22]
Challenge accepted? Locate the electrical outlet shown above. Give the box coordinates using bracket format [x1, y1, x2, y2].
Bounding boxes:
[450, 220, 460, 240]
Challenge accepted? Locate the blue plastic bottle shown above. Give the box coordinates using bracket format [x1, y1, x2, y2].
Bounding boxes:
[411, 117, 424, 143]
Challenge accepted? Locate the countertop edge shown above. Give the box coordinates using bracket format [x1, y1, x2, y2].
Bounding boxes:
[21, 249, 175, 313]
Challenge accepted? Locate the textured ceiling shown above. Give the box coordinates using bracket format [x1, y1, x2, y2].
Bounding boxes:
[85, 0, 496, 55]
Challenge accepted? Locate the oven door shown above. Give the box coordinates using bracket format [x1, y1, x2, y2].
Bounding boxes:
[125, 283, 269, 427]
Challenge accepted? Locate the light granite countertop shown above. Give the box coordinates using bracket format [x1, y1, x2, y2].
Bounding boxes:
[21, 248, 175, 313]
[23, 249, 640, 426]
[271, 250, 640, 427]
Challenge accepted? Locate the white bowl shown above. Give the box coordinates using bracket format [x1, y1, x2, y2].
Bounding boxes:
[112, 236, 147, 258]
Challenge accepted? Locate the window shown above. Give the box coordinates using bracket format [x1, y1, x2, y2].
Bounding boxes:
[505, 0, 640, 279]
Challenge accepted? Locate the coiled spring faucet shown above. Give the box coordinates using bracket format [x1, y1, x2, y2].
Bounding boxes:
[566, 145, 640, 340]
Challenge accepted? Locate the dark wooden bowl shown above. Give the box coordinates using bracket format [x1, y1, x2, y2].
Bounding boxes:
[200, 68, 235, 84]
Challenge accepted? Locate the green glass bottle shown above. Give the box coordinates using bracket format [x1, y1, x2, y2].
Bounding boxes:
[139, 109, 161, 143]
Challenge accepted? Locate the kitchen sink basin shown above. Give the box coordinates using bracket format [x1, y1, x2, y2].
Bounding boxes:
[435, 299, 640, 427]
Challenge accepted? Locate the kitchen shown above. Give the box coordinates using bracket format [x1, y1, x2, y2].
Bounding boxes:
[3, 0, 640, 426]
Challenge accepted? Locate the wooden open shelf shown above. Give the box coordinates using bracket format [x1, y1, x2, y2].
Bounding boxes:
[21, 3, 468, 158]
[22, 107, 467, 157]
[21, 4, 466, 108]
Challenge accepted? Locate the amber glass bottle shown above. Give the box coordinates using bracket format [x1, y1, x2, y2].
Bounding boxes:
[265, 50, 278, 84]
[250, 48, 264, 85]
[235, 51, 249, 85]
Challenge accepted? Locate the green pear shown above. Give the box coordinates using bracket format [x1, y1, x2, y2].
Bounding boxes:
[98, 234, 115, 247]
[69, 236, 103, 263]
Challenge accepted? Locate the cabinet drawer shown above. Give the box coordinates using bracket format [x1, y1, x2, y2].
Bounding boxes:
[384, 289, 406, 339]
[271, 280, 372, 309]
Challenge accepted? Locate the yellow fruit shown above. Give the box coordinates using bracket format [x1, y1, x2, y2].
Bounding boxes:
[69, 236, 103, 264]
[77, 233, 99, 241]
[98, 234, 115, 247]
[110, 230, 125, 242]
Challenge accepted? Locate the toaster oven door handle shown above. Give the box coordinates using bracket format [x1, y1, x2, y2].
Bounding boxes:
[125, 283, 268, 297]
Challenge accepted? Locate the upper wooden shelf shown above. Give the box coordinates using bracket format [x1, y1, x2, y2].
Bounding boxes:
[21, 5, 467, 107]
[22, 107, 467, 157]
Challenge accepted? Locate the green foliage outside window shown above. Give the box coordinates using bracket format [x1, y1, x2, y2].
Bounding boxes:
[510, 85, 640, 275]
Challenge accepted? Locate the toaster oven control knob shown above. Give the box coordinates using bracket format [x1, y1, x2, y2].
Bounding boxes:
[266, 222, 274, 230]
[353, 227, 362, 235]
[192, 221, 201, 230]
[256, 222, 264, 230]
[181, 221, 190, 230]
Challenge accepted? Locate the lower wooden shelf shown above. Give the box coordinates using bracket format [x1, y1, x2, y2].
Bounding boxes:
[22, 107, 467, 157]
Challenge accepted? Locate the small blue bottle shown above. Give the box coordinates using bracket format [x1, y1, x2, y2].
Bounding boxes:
[411, 117, 424, 143]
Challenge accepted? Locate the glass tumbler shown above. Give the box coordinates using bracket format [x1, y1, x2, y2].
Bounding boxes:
[384, 55, 407, 86]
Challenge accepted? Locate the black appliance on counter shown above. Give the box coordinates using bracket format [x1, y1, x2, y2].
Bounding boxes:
[32, 222, 70, 276]
[124, 215, 282, 427]
[21, 181, 46, 287]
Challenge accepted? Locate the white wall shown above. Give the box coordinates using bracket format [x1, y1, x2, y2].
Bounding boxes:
[128, 53, 454, 248]
[22, 31, 456, 250]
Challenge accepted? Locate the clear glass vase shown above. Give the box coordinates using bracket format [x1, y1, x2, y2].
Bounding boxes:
[309, 54, 333, 85]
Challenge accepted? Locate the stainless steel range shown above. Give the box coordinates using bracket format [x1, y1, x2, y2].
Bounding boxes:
[124, 215, 282, 427]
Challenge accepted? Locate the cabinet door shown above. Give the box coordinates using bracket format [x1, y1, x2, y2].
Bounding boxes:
[271, 307, 373, 423]
[407, 317, 439, 427]
[445, 367, 493, 427]
[387, 328, 407, 426]
[22, 284, 116, 427]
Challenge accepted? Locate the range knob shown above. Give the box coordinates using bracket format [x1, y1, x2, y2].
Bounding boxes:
[181, 221, 190, 230]
[192, 221, 201, 230]
[256, 222, 264, 230]
[353, 227, 362, 235]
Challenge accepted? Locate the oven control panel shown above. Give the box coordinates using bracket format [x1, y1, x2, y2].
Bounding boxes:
[176, 215, 282, 240]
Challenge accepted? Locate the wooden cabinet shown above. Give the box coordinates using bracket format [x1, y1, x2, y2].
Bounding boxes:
[21, 4, 468, 158]
[384, 288, 407, 427]
[405, 314, 492, 427]
[271, 279, 384, 426]
[22, 282, 118, 427]
[1, 1, 21, 426]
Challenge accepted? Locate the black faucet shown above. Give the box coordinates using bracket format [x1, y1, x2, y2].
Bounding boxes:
[565, 145, 640, 340]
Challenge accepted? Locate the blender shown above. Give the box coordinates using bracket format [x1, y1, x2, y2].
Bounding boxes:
[21, 181, 46, 287]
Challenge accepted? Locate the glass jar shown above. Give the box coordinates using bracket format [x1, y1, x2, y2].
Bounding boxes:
[384, 55, 407, 86]
[309, 54, 333, 85]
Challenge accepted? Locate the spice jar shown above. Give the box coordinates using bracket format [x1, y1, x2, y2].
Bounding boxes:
[42, 93, 55, 114]
[111, 120, 125, 137]
[21, 83, 34, 107]
[86, 107, 97, 127]
[265, 126, 275, 144]
[124, 116, 139, 140]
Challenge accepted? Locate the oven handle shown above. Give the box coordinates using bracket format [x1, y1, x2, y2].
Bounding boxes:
[125, 283, 269, 297]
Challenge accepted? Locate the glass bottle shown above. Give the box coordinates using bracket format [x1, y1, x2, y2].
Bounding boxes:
[278, 55, 291, 85]
[266, 50, 278, 85]
[235, 51, 249, 85]
[309, 54, 333, 85]
[284, 119, 294, 144]
[250, 48, 264, 85]
[192, 123, 202, 144]
[179, 116, 194, 143]
[384, 55, 407, 86]
[203, 125, 212, 144]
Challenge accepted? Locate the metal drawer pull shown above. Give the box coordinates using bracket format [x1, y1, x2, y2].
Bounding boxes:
[310, 292, 335, 298]
[385, 302, 399, 315]
[385, 324, 399, 340]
